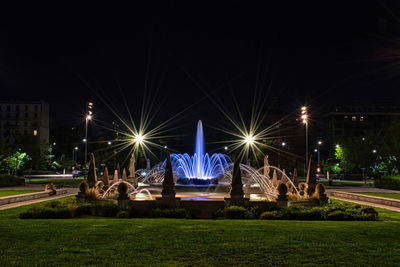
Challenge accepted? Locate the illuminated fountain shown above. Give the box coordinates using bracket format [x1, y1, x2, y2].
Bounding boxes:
[171, 120, 230, 184]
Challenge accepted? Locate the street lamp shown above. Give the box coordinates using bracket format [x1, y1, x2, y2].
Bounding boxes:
[317, 140, 322, 165]
[84, 101, 93, 168]
[107, 141, 112, 145]
[73, 146, 78, 162]
[301, 106, 309, 176]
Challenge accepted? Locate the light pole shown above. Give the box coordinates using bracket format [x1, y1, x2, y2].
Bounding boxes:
[301, 106, 308, 176]
[73, 146, 78, 162]
[84, 101, 93, 168]
[317, 140, 322, 165]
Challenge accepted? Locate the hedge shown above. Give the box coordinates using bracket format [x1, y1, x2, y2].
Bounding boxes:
[0, 174, 25, 187]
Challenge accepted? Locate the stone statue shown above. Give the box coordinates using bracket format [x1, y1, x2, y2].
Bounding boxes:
[128, 153, 135, 178]
[263, 155, 270, 178]
[272, 169, 277, 187]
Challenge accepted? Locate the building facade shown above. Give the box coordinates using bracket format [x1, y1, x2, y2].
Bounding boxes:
[0, 101, 49, 150]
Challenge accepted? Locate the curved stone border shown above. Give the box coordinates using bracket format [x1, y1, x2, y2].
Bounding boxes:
[329, 191, 400, 208]
[0, 189, 68, 205]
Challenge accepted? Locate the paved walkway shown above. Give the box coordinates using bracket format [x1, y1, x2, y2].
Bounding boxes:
[0, 188, 78, 211]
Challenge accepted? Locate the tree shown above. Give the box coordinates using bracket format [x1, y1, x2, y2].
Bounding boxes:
[2, 151, 32, 175]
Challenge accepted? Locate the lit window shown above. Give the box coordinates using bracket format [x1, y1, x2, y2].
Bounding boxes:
[33, 130, 37, 136]
[352, 116, 356, 121]
[360, 116, 364, 121]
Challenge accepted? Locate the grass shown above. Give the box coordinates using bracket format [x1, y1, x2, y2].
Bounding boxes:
[25, 178, 83, 186]
[0, 198, 399, 265]
[0, 190, 41, 197]
[298, 179, 373, 187]
[358, 192, 400, 200]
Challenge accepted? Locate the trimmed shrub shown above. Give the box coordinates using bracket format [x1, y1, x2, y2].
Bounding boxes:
[223, 206, 253, 219]
[93, 203, 119, 217]
[259, 203, 378, 221]
[374, 177, 400, 190]
[117, 210, 130, 218]
[20, 206, 73, 219]
[76, 203, 94, 216]
[0, 174, 25, 187]
[149, 208, 189, 218]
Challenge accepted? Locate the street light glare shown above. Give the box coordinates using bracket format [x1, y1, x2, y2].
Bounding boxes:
[74, 147, 78, 150]
[318, 141, 322, 145]
[224, 146, 228, 150]
[336, 144, 340, 148]
[86, 114, 92, 120]
[245, 135, 254, 145]
[134, 134, 144, 144]
[107, 141, 112, 145]
[281, 142, 286, 146]
[83, 138, 87, 143]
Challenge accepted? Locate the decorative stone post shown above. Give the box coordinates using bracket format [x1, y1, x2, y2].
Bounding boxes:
[293, 168, 299, 186]
[122, 168, 128, 181]
[87, 153, 97, 188]
[306, 158, 316, 196]
[225, 159, 248, 206]
[102, 166, 110, 188]
[276, 182, 288, 207]
[112, 169, 119, 185]
[157, 152, 179, 207]
[146, 158, 151, 171]
[128, 153, 138, 188]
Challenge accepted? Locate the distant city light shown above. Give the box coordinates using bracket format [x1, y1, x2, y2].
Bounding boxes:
[336, 144, 340, 148]
[372, 149, 377, 153]
[281, 142, 286, 147]
[314, 149, 318, 152]
[164, 145, 167, 149]
[141, 171, 147, 176]
[107, 141, 112, 145]
[75, 147, 78, 150]
[224, 146, 228, 150]
[86, 114, 92, 120]
[83, 138, 87, 143]
[318, 141, 322, 145]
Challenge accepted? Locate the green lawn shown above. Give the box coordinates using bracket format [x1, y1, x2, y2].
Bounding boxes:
[0, 198, 399, 266]
[0, 190, 41, 197]
[358, 192, 400, 200]
[25, 178, 83, 186]
[298, 179, 373, 187]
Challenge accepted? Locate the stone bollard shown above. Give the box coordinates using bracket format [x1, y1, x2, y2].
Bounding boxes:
[76, 180, 89, 203]
[117, 182, 130, 207]
[316, 183, 328, 204]
[298, 182, 307, 197]
[276, 182, 288, 207]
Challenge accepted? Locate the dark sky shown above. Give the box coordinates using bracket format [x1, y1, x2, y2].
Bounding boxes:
[1, 1, 400, 132]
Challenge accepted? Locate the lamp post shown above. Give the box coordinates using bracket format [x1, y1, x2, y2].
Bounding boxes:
[301, 106, 308, 176]
[317, 140, 322, 165]
[84, 101, 93, 168]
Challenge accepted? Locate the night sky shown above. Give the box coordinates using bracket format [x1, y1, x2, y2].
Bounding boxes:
[1, 1, 400, 135]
